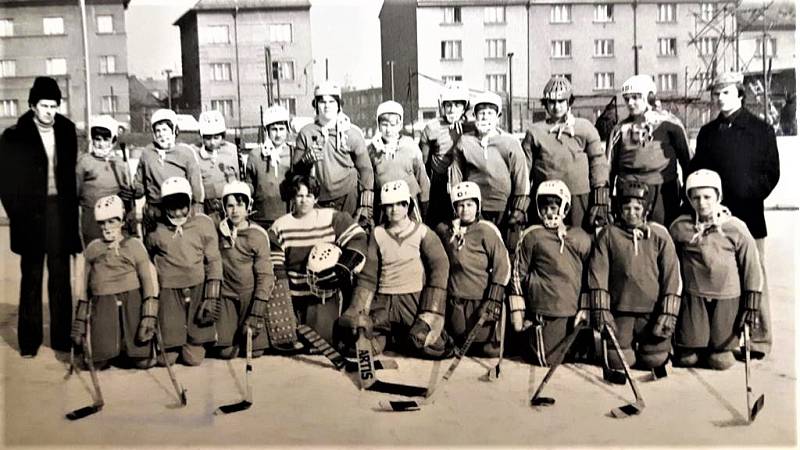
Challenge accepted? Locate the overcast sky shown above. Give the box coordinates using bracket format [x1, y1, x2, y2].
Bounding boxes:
[125, 0, 383, 89]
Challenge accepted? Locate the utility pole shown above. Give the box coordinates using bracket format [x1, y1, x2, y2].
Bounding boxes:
[264, 47, 273, 104]
[388, 60, 395, 100]
[79, 0, 92, 124]
[761, 0, 769, 123]
[164, 69, 173, 110]
[632, 0, 640, 75]
[233, 0, 242, 132]
[325, 58, 329, 81]
[276, 64, 282, 104]
[507, 52, 514, 132]
[407, 67, 415, 123]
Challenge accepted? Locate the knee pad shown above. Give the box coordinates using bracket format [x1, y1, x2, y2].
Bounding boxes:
[216, 345, 239, 360]
[707, 351, 735, 370]
[673, 349, 699, 367]
[157, 350, 180, 367]
[606, 346, 636, 371]
[181, 344, 206, 366]
[638, 351, 669, 369]
[132, 357, 157, 370]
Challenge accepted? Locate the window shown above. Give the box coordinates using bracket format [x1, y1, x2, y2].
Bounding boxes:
[484, 6, 505, 24]
[551, 40, 572, 58]
[96, 15, 113, 34]
[210, 63, 232, 81]
[443, 7, 461, 24]
[0, 60, 15, 77]
[694, 72, 713, 90]
[698, 37, 718, 56]
[552, 73, 572, 82]
[658, 38, 677, 56]
[278, 97, 296, 115]
[657, 4, 677, 23]
[0, 19, 13, 37]
[594, 72, 614, 90]
[594, 39, 614, 57]
[268, 23, 292, 43]
[101, 95, 118, 114]
[46, 58, 67, 75]
[43, 17, 64, 35]
[272, 60, 295, 81]
[0, 99, 17, 117]
[700, 3, 715, 22]
[550, 4, 572, 23]
[99, 55, 116, 74]
[210, 99, 234, 117]
[442, 75, 463, 83]
[755, 38, 777, 57]
[486, 74, 507, 92]
[441, 40, 462, 60]
[486, 39, 506, 59]
[201, 25, 229, 44]
[58, 99, 68, 115]
[658, 73, 678, 92]
[594, 4, 614, 22]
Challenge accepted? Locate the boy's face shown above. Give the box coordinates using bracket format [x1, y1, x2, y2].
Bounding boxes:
[91, 129, 114, 154]
[538, 197, 563, 228]
[153, 122, 176, 149]
[378, 113, 402, 140]
[474, 105, 499, 134]
[166, 205, 189, 220]
[442, 101, 466, 124]
[544, 99, 569, 120]
[202, 133, 224, 151]
[293, 184, 316, 216]
[98, 217, 123, 243]
[620, 199, 645, 227]
[455, 199, 478, 223]
[267, 123, 288, 146]
[383, 201, 409, 225]
[689, 187, 720, 219]
[315, 96, 339, 121]
[623, 93, 649, 116]
[224, 195, 248, 226]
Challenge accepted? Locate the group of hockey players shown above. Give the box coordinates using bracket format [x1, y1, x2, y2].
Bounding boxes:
[65, 68, 771, 407]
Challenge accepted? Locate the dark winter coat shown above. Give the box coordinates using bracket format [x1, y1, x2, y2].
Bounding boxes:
[0, 110, 82, 255]
[689, 108, 780, 239]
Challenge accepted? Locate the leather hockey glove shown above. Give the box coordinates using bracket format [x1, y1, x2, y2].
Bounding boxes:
[136, 296, 159, 343]
[509, 294, 527, 332]
[587, 186, 610, 229]
[409, 287, 447, 350]
[244, 297, 268, 336]
[589, 289, 615, 333]
[506, 195, 530, 227]
[301, 147, 323, 164]
[339, 286, 374, 336]
[484, 283, 505, 322]
[652, 294, 680, 339]
[574, 292, 591, 328]
[71, 299, 90, 347]
[739, 291, 762, 331]
[196, 279, 221, 325]
[355, 190, 374, 231]
[418, 201, 429, 220]
[118, 185, 137, 202]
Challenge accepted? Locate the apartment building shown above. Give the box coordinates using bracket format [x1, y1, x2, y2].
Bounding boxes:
[0, 0, 131, 130]
[175, 0, 314, 132]
[737, 2, 795, 73]
[342, 87, 382, 134]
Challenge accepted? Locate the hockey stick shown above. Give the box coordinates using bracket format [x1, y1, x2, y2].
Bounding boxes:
[354, 328, 428, 397]
[295, 324, 398, 373]
[215, 327, 254, 415]
[380, 302, 494, 412]
[743, 323, 765, 423]
[66, 320, 104, 420]
[600, 334, 627, 385]
[529, 324, 588, 407]
[155, 321, 188, 407]
[486, 302, 506, 381]
[605, 324, 645, 418]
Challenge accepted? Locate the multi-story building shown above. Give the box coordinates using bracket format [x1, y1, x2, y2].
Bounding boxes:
[737, 2, 795, 73]
[0, 0, 131, 130]
[341, 86, 382, 135]
[175, 0, 314, 133]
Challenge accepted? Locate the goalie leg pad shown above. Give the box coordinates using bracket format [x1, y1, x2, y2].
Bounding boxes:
[265, 280, 298, 346]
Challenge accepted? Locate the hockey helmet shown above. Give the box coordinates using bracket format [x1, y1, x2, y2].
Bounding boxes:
[614, 180, 651, 219]
[439, 83, 470, 106]
[306, 242, 342, 299]
[199, 110, 226, 136]
[314, 81, 342, 98]
[376, 100, 404, 123]
[472, 91, 503, 115]
[536, 180, 571, 229]
[685, 169, 722, 200]
[160, 176, 192, 202]
[450, 181, 481, 210]
[150, 108, 178, 131]
[94, 195, 125, 222]
[222, 181, 252, 210]
[380, 180, 411, 206]
[262, 104, 290, 128]
[621, 75, 657, 97]
[90, 115, 119, 140]
[543, 76, 573, 101]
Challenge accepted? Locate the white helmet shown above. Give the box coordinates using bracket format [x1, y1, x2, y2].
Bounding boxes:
[160, 176, 192, 202]
[536, 180, 571, 229]
[306, 242, 342, 299]
[621, 74, 657, 97]
[450, 181, 481, 210]
[263, 104, 290, 128]
[94, 195, 125, 222]
[543, 76, 573, 101]
[198, 110, 226, 136]
[314, 81, 342, 98]
[472, 91, 503, 115]
[90, 115, 119, 139]
[380, 180, 411, 205]
[685, 169, 723, 199]
[151, 108, 178, 131]
[439, 83, 470, 105]
[376, 100, 403, 123]
[221, 181, 252, 209]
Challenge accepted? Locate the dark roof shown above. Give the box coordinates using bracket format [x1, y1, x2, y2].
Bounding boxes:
[129, 75, 165, 108]
[738, 2, 795, 31]
[0, 0, 130, 8]
[174, 0, 310, 26]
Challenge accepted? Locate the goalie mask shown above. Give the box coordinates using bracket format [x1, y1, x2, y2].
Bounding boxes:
[306, 242, 342, 299]
[536, 180, 571, 229]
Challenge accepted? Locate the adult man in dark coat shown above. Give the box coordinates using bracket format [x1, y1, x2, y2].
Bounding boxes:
[689, 71, 780, 358]
[0, 77, 82, 358]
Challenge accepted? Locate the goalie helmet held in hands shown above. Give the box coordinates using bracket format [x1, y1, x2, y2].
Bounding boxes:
[306, 242, 342, 299]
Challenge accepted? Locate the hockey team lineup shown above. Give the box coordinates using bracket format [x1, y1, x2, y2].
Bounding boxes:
[0, 72, 779, 430]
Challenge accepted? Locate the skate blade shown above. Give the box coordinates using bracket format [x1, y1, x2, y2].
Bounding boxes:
[378, 400, 421, 412]
[530, 397, 556, 407]
[603, 368, 627, 385]
[65, 404, 102, 420]
[215, 400, 253, 415]
[610, 401, 644, 418]
[749, 394, 765, 422]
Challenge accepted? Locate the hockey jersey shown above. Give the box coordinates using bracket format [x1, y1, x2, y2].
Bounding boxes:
[368, 135, 431, 203]
[84, 236, 158, 298]
[218, 220, 274, 301]
[76, 152, 128, 209]
[246, 141, 293, 224]
[419, 118, 473, 176]
[145, 213, 222, 289]
[588, 222, 681, 313]
[134, 142, 204, 204]
[196, 141, 240, 200]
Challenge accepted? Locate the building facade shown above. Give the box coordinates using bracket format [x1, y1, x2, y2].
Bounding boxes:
[342, 87, 382, 135]
[175, 0, 314, 133]
[0, 0, 131, 130]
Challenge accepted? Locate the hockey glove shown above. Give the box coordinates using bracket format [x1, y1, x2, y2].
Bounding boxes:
[118, 185, 137, 202]
[485, 283, 505, 322]
[409, 287, 447, 350]
[339, 286, 374, 335]
[301, 147, 323, 165]
[355, 190, 374, 231]
[136, 296, 159, 343]
[196, 279, 221, 325]
[574, 292, 591, 328]
[70, 299, 90, 347]
[509, 294, 527, 332]
[652, 294, 680, 339]
[587, 186, 610, 229]
[506, 195, 530, 227]
[739, 291, 762, 331]
[244, 297, 268, 336]
[204, 198, 224, 216]
[589, 289, 615, 333]
[192, 202, 205, 216]
[418, 201, 429, 220]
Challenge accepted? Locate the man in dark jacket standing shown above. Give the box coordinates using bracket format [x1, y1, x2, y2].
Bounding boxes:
[0, 77, 82, 358]
[689, 71, 780, 358]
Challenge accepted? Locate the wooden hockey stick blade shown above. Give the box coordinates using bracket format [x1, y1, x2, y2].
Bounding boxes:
[610, 400, 645, 418]
[367, 380, 428, 397]
[530, 397, 556, 407]
[378, 400, 422, 412]
[750, 394, 765, 422]
[65, 404, 103, 421]
[344, 358, 399, 373]
[603, 368, 627, 385]
[215, 400, 253, 415]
